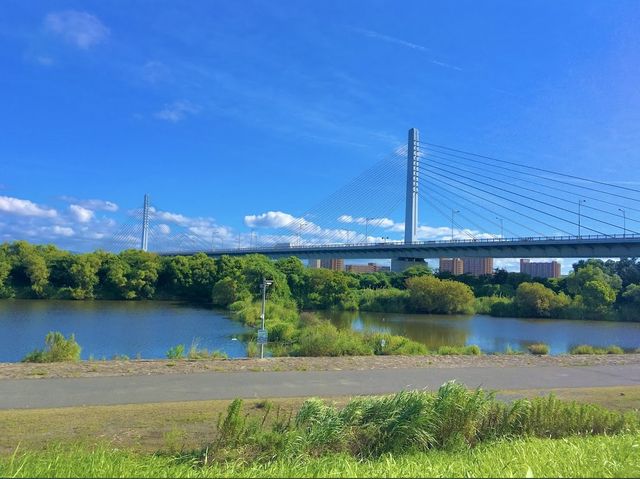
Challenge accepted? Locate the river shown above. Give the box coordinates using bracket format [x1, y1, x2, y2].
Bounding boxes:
[0, 300, 639, 362]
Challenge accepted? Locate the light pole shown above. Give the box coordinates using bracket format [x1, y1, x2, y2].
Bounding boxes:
[451, 209, 460, 241]
[496, 217, 503, 239]
[578, 199, 586, 238]
[259, 277, 273, 360]
[619, 208, 627, 238]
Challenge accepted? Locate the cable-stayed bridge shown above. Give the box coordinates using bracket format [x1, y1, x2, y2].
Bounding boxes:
[103, 128, 640, 270]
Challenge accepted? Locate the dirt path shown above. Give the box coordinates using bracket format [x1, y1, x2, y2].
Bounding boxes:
[2, 353, 640, 380]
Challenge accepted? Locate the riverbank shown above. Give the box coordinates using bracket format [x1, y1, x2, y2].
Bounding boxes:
[3, 353, 640, 380]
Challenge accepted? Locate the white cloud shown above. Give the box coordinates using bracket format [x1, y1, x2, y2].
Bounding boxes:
[155, 100, 200, 123]
[337, 215, 396, 229]
[157, 224, 171, 234]
[0, 196, 57, 218]
[51, 225, 74, 237]
[245, 211, 299, 229]
[351, 27, 463, 71]
[44, 10, 110, 50]
[69, 204, 94, 223]
[61, 196, 118, 212]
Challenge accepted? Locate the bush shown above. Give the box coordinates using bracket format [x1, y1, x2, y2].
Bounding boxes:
[406, 276, 475, 314]
[166, 344, 185, 359]
[358, 288, 409, 312]
[475, 296, 511, 315]
[570, 344, 625, 355]
[22, 331, 81, 363]
[246, 341, 259, 358]
[527, 343, 549, 355]
[364, 332, 428, 355]
[205, 381, 639, 462]
[293, 321, 372, 357]
[436, 345, 482, 355]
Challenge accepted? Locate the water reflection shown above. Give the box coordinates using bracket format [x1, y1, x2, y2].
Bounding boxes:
[0, 300, 248, 362]
[319, 310, 640, 354]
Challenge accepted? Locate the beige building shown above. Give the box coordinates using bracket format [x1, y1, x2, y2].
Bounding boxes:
[520, 259, 561, 278]
[462, 257, 494, 276]
[439, 258, 464, 275]
[345, 262, 389, 273]
[320, 258, 345, 271]
[307, 259, 321, 269]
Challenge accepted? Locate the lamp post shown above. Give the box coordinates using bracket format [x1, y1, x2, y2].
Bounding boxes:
[619, 208, 627, 238]
[451, 209, 460, 241]
[259, 277, 273, 360]
[578, 199, 586, 238]
[496, 217, 504, 239]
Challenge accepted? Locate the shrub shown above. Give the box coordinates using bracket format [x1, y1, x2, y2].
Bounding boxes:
[606, 345, 624, 354]
[406, 276, 475, 314]
[358, 288, 409, 312]
[570, 344, 625, 355]
[187, 339, 228, 359]
[364, 332, 428, 355]
[437, 345, 481, 355]
[293, 321, 372, 357]
[206, 382, 639, 461]
[246, 341, 259, 358]
[166, 344, 185, 359]
[527, 343, 549, 355]
[22, 331, 81, 363]
[475, 296, 511, 315]
[504, 345, 523, 355]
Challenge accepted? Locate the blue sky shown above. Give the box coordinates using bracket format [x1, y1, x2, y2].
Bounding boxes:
[1, 0, 640, 271]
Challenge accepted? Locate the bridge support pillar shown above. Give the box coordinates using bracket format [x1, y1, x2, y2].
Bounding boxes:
[391, 257, 426, 272]
[405, 128, 419, 244]
[141, 193, 150, 252]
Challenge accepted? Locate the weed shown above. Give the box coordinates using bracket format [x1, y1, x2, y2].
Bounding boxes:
[166, 344, 185, 360]
[527, 343, 550, 355]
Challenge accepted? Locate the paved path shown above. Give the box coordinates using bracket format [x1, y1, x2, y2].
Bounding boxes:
[1, 364, 639, 409]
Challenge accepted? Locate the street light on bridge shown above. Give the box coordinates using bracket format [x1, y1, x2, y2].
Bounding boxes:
[619, 208, 627, 238]
[578, 199, 587, 238]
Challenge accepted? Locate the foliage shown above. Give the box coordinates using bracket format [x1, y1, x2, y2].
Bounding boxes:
[364, 332, 429, 355]
[293, 321, 373, 356]
[514, 282, 570, 318]
[406, 275, 475, 314]
[22, 331, 81, 362]
[436, 344, 482, 355]
[246, 341, 259, 358]
[357, 288, 409, 312]
[166, 344, 185, 359]
[570, 344, 625, 355]
[527, 343, 550, 355]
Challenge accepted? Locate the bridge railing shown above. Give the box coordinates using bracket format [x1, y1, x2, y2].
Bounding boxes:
[196, 232, 640, 254]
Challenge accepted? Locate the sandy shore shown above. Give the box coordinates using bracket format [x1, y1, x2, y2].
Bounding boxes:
[2, 353, 640, 380]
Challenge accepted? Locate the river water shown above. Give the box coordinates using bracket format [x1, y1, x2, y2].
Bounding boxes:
[0, 300, 639, 361]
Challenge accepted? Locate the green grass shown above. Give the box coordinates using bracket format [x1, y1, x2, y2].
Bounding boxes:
[2, 435, 639, 478]
[527, 343, 550, 355]
[570, 344, 625, 355]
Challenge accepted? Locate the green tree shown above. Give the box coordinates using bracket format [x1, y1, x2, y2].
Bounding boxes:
[212, 277, 245, 307]
[514, 282, 570, 318]
[581, 280, 616, 312]
[67, 253, 102, 299]
[406, 275, 475, 314]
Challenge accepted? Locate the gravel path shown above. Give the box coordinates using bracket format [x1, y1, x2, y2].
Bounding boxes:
[2, 353, 640, 380]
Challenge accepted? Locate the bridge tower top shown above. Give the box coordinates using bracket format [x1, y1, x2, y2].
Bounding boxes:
[404, 128, 419, 244]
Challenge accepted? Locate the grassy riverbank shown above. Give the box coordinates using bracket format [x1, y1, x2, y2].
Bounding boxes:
[1, 383, 639, 478]
[3, 435, 639, 478]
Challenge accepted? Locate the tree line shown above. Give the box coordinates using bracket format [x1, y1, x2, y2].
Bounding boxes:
[1, 241, 638, 320]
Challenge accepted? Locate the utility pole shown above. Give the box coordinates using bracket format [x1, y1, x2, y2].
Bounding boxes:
[259, 277, 273, 360]
[451, 209, 460, 241]
[578, 199, 586, 238]
[141, 194, 150, 252]
[619, 208, 627, 238]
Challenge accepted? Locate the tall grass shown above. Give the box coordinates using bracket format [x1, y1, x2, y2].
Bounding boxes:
[197, 382, 638, 464]
[570, 344, 625, 355]
[22, 331, 81, 363]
